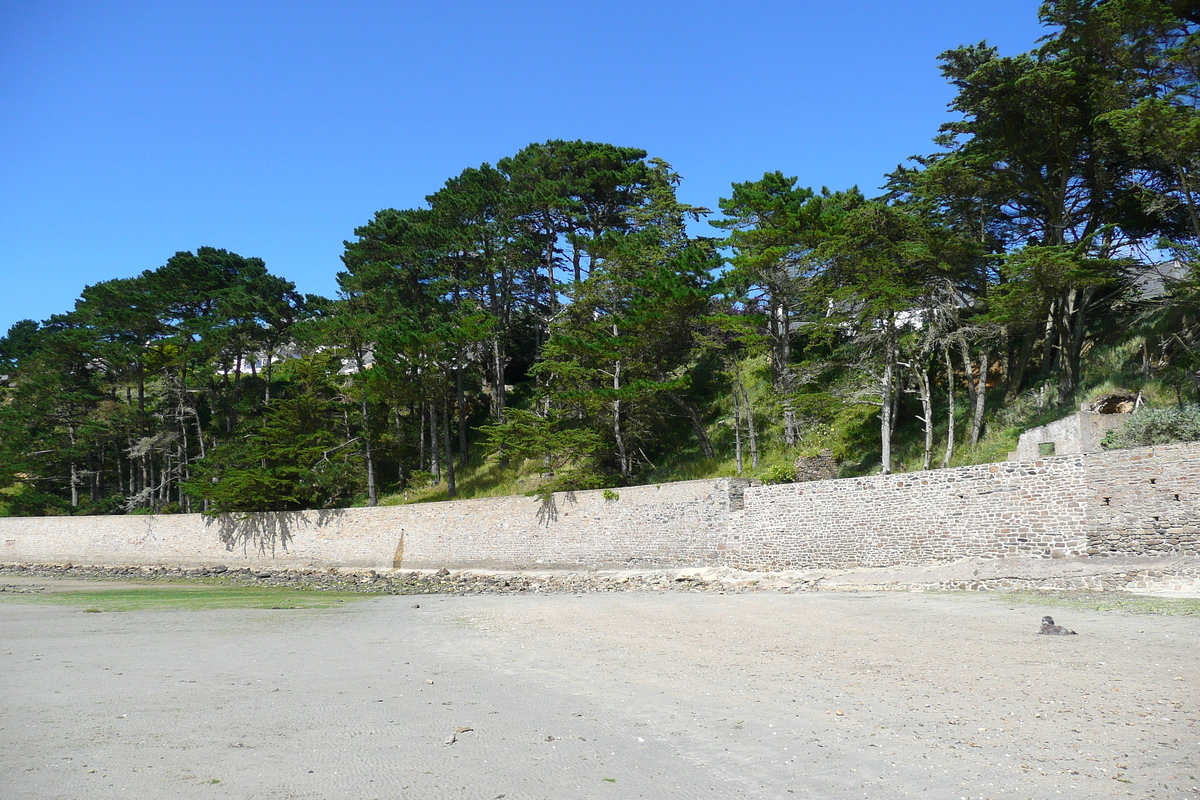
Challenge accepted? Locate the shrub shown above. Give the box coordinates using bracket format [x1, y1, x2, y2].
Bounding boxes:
[0, 485, 70, 517]
[1101, 405, 1200, 450]
[406, 470, 435, 489]
[760, 463, 796, 485]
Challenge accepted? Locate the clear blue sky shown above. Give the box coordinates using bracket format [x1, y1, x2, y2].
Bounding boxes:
[0, 0, 1046, 334]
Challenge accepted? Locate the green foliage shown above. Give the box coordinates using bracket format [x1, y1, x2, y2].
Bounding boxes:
[480, 409, 605, 475]
[0, 483, 70, 517]
[5, 2, 1200, 514]
[759, 463, 796, 485]
[1101, 405, 1200, 449]
[0, 319, 41, 373]
[828, 403, 881, 468]
[791, 392, 844, 424]
[528, 466, 618, 506]
[183, 353, 363, 513]
[405, 471, 435, 490]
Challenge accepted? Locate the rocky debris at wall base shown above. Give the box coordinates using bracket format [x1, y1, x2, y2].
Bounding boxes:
[3, 555, 1198, 596]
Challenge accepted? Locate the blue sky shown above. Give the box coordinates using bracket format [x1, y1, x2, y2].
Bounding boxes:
[0, 0, 1045, 334]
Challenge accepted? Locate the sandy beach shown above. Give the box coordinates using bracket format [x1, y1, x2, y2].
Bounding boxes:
[2, 585, 1197, 799]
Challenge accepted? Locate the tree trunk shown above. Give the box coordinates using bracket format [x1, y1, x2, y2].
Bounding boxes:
[880, 316, 896, 475]
[89, 449, 99, 504]
[116, 443, 126, 503]
[1176, 162, 1200, 240]
[1060, 285, 1094, 404]
[970, 349, 988, 446]
[739, 381, 759, 470]
[264, 351, 273, 403]
[126, 435, 135, 498]
[178, 407, 190, 511]
[1042, 299, 1062, 382]
[456, 363, 468, 467]
[141, 454, 149, 510]
[960, 340, 977, 419]
[443, 398, 456, 498]
[1005, 330, 1035, 402]
[491, 336, 506, 423]
[395, 408, 406, 488]
[419, 401, 427, 474]
[429, 401, 441, 484]
[666, 391, 714, 459]
[361, 393, 377, 507]
[543, 212, 558, 313]
[612, 328, 629, 478]
[193, 407, 207, 460]
[731, 378, 744, 476]
[915, 366, 933, 471]
[942, 344, 956, 469]
[67, 421, 79, 508]
[571, 225, 583, 284]
[770, 299, 797, 447]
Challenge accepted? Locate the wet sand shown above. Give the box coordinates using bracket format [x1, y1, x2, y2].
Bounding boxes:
[2, 587, 1198, 799]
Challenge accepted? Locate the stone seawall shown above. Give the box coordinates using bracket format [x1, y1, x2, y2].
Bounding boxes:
[0, 443, 1196, 576]
[727, 442, 1199, 571]
[0, 479, 745, 571]
[1084, 442, 1200, 556]
[727, 458, 1092, 570]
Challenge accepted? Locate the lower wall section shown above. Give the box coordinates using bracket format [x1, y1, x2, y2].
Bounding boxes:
[1, 444, 1197, 573]
[0, 508, 400, 570]
[0, 479, 742, 571]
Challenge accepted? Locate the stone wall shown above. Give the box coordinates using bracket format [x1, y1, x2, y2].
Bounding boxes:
[793, 450, 839, 482]
[727, 459, 1093, 570]
[727, 442, 1200, 571]
[1008, 410, 1125, 460]
[1, 444, 1196, 574]
[391, 478, 744, 569]
[1083, 443, 1200, 556]
[0, 479, 746, 571]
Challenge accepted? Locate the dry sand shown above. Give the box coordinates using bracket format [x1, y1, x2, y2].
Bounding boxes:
[2, 584, 1198, 799]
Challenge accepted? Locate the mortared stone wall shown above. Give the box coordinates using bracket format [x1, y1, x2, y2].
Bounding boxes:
[1, 443, 1196, 573]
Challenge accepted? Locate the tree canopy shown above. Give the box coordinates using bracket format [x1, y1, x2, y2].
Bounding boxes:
[3, 2, 1198, 515]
